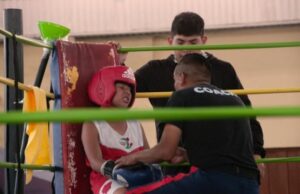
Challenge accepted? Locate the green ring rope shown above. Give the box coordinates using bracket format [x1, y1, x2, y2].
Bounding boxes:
[1, 28, 300, 51]
[0, 161, 56, 171]
[119, 41, 300, 52]
[1, 156, 300, 171]
[0, 106, 300, 124]
[255, 156, 300, 164]
[0, 28, 52, 49]
[160, 156, 300, 167]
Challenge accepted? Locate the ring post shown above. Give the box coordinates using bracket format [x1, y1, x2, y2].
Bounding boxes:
[3, 8, 24, 194]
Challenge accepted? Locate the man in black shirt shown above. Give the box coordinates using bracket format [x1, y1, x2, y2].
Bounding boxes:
[117, 53, 259, 194]
[135, 12, 265, 161]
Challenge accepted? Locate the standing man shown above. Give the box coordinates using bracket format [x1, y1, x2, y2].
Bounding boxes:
[134, 12, 265, 162]
[117, 53, 260, 194]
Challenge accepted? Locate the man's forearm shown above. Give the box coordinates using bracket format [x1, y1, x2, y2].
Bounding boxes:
[135, 145, 173, 164]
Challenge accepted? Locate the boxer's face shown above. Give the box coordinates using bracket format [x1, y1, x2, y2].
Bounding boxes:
[112, 82, 132, 108]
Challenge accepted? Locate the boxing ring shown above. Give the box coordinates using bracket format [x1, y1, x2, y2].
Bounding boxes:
[1, 27, 300, 194]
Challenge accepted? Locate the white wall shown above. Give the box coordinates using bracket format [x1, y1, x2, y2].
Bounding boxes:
[1, 0, 299, 37]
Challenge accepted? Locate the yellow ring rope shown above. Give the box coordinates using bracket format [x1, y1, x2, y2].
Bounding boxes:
[0, 76, 299, 99]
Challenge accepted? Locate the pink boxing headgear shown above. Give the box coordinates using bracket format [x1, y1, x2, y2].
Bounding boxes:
[88, 66, 136, 107]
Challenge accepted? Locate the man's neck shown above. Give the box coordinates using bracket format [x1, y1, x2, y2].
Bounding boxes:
[178, 81, 210, 90]
[188, 80, 210, 87]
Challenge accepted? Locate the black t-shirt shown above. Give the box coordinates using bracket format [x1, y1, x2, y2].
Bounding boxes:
[161, 84, 258, 172]
[135, 54, 265, 157]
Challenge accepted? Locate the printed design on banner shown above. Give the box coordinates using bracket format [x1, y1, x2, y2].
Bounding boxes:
[64, 66, 79, 95]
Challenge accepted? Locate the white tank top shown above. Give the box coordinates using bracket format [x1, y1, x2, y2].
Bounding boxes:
[93, 120, 144, 153]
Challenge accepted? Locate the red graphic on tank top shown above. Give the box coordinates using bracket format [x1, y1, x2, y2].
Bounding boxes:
[119, 137, 133, 149]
